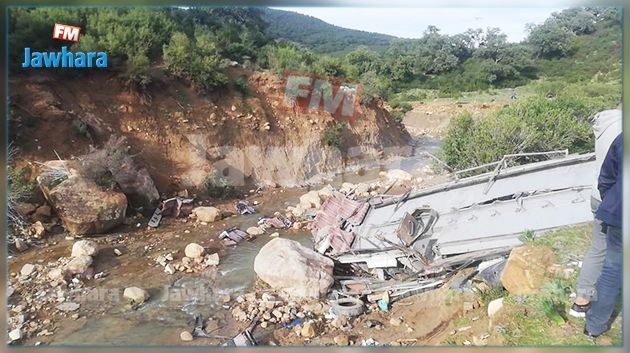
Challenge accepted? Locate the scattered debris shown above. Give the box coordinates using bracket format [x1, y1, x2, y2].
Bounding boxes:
[161, 197, 193, 218]
[302, 152, 596, 307]
[364, 319, 383, 329]
[219, 227, 248, 243]
[361, 337, 380, 346]
[236, 200, 256, 215]
[35, 205, 52, 218]
[258, 215, 294, 229]
[223, 329, 257, 347]
[330, 297, 364, 317]
[476, 257, 507, 287]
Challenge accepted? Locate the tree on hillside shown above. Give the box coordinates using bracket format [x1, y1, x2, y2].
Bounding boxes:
[586, 7, 621, 25]
[527, 19, 574, 58]
[163, 27, 228, 90]
[474, 27, 508, 62]
[88, 8, 175, 58]
[551, 7, 597, 35]
[345, 46, 382, 75]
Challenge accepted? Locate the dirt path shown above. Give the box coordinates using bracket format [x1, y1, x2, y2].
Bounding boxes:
[402, 100, 507, 138]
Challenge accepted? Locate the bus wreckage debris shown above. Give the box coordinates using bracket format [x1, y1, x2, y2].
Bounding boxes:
[311, 152, 596, 297]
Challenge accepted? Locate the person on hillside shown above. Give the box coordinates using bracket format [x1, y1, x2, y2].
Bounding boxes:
[570, 109, 622, 318]
[584, 132, 623, 338]
[510, 88, 517, 100]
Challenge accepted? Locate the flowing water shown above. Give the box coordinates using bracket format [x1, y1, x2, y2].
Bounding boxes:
[41, 136, 442, 345]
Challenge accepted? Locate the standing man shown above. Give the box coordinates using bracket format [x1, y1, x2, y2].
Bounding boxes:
[570, 109, 622, 317]
[585, 132, 623, 338]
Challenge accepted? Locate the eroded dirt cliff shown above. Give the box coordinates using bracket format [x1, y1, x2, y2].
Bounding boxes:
[9, 68, 411, 193]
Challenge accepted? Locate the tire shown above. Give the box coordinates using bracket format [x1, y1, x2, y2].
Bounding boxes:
[330, 297, 365, 317]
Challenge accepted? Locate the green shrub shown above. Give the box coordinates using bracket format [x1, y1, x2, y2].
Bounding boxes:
[533, 80, 565, 98]
[519, 229, 536, 243]
[440, 91, 609, 171]
[127, 53, 151, 87]
[260, 43, 317, 74]
[398, 90, 428, 101]
[478, 285, 507, 307]
[322, 123, 346, 148]
[389, 96, 413, 113]
[203, 174, 241, 199]
[360, 70, 393, 103]
[7, 146, 36, 236]
[234, 77, 249, 95]
[391, 111, 405, 123]
[399, 102, 413, 112]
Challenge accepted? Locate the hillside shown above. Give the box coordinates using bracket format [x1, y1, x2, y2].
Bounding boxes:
[261, 8, 394, 55]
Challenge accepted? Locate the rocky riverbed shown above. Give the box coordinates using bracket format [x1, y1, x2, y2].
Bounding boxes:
[7, 162, 450, 346]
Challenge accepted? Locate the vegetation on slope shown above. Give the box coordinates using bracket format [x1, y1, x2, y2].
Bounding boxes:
[260, 8, 394, 55]
[8, 6, 622, 173]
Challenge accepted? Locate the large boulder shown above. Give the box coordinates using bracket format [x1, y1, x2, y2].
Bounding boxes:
[246, 226, 265, 236]
[383, 169, 413, 181]
[65, 255, 93, 275]
[317, 184, 335, 199]
[71, 240, 98, 257]
[299, 190, 322, 209]
[123, 287, 150, 304]
[254, 238, 334, 298]
[184, 243, 205, 259]
[40, 176, 127, 235]
[191, 207, 222, 223]
[500, 245, 554, 295]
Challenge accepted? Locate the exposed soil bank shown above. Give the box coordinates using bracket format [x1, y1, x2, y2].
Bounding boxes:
[9, 69, 411, 192]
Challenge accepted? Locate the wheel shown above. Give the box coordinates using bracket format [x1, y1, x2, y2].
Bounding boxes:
[329, 297, 365, 317]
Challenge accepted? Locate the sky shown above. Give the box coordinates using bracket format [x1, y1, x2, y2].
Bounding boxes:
[273, 7, 568, 42]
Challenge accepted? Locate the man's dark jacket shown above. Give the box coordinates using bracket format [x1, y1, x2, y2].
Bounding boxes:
[596, 133, 623, 228]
